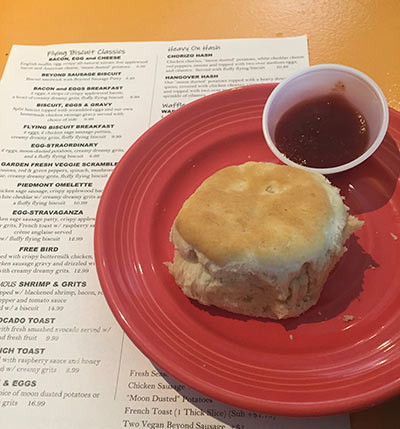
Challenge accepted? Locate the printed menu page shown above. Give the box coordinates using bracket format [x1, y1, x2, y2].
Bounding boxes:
[0, 37, 350, 429]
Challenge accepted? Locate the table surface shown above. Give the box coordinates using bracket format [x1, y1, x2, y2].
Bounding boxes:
[1, 1, 399, 427]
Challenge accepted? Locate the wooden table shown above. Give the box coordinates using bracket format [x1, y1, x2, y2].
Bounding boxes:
[1, 1, 399, 427]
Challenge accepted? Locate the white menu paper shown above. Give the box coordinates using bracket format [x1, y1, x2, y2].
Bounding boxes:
[0, 37, 350, 429]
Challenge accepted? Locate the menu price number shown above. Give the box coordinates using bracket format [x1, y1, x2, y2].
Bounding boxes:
[66, 367, 80, 374]
[68, 236, 84, 242]
[245, 411, 275, 421]
[73, 268, 89, 274]
[48, 305, 64, 312]
[28, 400, 46, 408]
[45, 335, 60, 342]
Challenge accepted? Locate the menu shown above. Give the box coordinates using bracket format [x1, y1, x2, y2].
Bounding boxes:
[0, 37, 350, 428]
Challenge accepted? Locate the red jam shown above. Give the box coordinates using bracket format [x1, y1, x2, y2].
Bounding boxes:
[274, 94, 369, 168]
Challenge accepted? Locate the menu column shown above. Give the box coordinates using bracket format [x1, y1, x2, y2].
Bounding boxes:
[0, 44, 158, 415]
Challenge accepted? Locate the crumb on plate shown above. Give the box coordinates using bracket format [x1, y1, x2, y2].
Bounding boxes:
[343, 315, 355, 322]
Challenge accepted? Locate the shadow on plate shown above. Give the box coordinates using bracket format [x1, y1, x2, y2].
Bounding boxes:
[279, 236, 378, 331]
[329, 132, 400, 214]
[191, 236, 377, 330]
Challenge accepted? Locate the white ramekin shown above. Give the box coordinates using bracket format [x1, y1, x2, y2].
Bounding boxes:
[262, 64, 389, 175]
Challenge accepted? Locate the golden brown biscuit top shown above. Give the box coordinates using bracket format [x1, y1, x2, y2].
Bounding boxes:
[174, 162, 335, 267]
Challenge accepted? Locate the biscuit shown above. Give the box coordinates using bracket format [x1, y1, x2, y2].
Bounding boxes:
[167, 162, 363, 319]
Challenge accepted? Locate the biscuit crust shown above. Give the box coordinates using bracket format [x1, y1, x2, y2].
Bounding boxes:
[176, 162, 340, 267]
